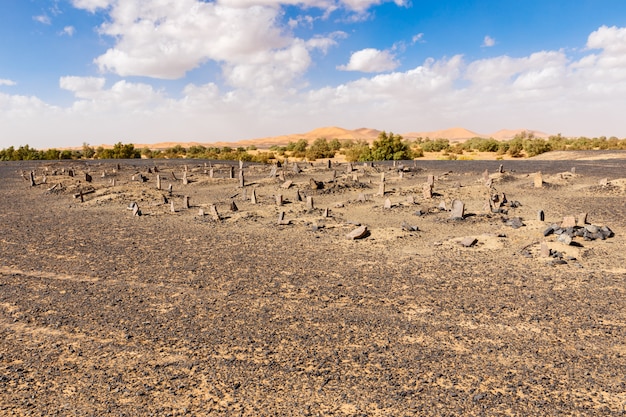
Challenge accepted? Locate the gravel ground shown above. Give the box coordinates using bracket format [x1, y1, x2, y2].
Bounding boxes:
[1, 156, 625, 416]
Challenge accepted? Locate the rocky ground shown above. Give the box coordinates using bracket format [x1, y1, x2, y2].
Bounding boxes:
[1, 154, 625, 416]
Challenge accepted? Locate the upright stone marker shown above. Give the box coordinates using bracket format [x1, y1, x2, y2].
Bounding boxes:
[422, 183, 432, 199]
[383, 198, 392, 209]
[561, 216, 576, 228]
[250, 189, 257, 204]
[450, 199, 465, 220]
[183, 195, 190, 209]
[275, 194, 283, 206]
[534, 172, 543, 188]
[306, 196, 314, 210]
[29, 171, 36, 187]
[426, 175, 435, 187]
[156, 174, 161, 190]
[378, 182, 385, 196]
[230, 201, 238, 212]
[209, 204, 220, 221]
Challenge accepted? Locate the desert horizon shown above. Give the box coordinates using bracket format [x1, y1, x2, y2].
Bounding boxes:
[91, 126, 554, 151]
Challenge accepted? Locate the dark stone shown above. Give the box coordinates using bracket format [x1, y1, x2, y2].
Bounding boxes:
[505, 217, 525, 229]
[401, 222, 419, 232]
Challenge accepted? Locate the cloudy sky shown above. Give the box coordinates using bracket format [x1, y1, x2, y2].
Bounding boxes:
[2, 0, 626, 148]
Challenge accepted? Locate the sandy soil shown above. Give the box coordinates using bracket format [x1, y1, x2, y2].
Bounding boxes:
[1, 153, 625, 416]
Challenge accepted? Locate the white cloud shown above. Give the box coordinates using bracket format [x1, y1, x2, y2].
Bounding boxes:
[338, 48, 399, 72]
[6, 23, 626, 148]
[33, 15, 51, 25]
[72, 0, 405, 91]
[90, 1, 305, 88]
[60, 26, 76, 36]
[60, 76, 106, 99]
[482, 35, 495, 47]
[0, 79, 17, 86]
[70, 0, 113, 12]
[412, 33, 424, 44]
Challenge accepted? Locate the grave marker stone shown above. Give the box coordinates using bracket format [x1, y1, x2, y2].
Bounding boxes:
[422, 183, 432, 199]
[450, 200, 464, 219]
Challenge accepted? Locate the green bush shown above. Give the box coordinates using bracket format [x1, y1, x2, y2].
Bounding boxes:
[371, 131, 412, 161]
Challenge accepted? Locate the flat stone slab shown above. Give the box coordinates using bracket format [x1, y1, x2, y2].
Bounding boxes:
[346, 225, 368, 240]
[459, 237, 477, 247]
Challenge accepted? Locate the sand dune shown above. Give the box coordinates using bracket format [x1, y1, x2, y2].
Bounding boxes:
[128, 126, 552, 150]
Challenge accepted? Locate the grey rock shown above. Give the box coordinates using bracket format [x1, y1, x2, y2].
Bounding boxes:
[557, 234, 572, 245]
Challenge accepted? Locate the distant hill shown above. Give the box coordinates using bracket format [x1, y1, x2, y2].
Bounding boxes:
[403, 127, 482, 141]
[130, 126, 552, 150]
[488, 129, 550, 140]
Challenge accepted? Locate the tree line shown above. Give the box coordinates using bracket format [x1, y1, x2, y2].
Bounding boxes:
[2, 132, 625, 162]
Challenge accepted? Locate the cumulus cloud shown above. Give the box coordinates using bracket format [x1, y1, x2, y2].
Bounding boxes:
[88, 0, 308, 90]
[337, 48, 399, 72]
[60, 76, 106, 99]
[482, 35, 495, 47]
[72, 0, 404, 91]
[0, 79, 17, 86]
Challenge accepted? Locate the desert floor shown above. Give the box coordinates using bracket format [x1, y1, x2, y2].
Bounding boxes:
[1, 153, 625, 416]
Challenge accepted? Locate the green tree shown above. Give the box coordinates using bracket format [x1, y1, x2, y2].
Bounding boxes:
[371, 131, 412, 161]
[306, 138, 335, 160]
[344, 140, 372, 162]
[82, 142, 96, 159]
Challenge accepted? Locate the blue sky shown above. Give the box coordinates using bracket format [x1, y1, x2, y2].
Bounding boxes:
[2, 0, 626, 148]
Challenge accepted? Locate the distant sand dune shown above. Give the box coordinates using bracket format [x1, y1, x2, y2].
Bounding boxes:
[123, 126, 552, 150]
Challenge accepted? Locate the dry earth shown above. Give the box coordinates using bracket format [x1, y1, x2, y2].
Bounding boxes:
[1, 153, 626, 416]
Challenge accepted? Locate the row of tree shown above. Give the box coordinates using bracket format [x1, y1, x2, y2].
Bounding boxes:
[2, 132, 626, 162]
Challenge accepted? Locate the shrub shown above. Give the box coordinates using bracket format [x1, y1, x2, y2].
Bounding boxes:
[371, 131, 412, 161]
